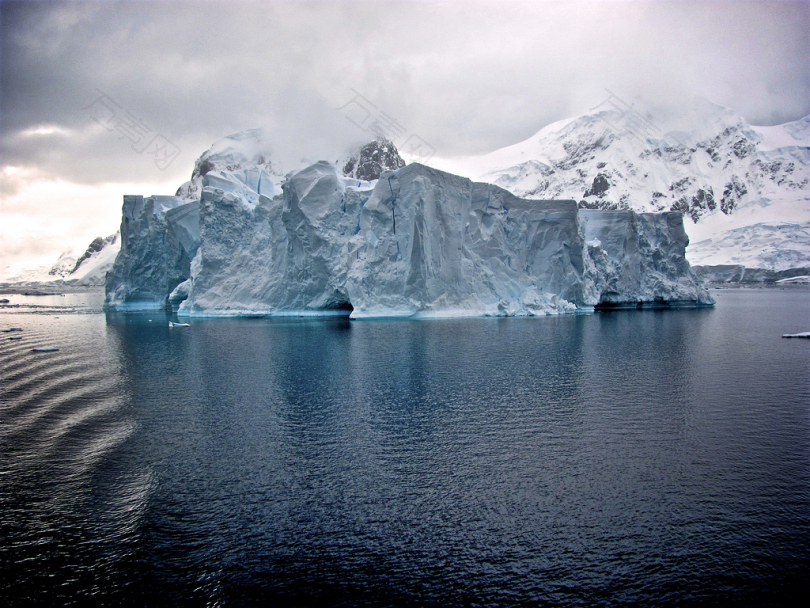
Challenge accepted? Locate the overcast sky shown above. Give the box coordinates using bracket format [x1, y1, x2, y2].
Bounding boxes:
[1, 0, 809, 269]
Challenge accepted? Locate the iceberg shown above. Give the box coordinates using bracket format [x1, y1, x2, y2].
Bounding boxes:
[105, 135, 712, 317]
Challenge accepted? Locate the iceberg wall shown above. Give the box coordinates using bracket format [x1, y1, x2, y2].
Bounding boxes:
[104, 195, 199, 310]
[179, 161, 371, 315]
[105, 157, 712, 316]
[346, 164, 586, 317]
[580, 209, 713, 308]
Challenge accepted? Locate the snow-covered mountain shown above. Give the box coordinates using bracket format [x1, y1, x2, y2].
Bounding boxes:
[0, 233, 120, 285]
[685, 222, 810, 270]
[432, 98, 809, 271]
[68, 233, 120, 285]
[48, 251, 80, 279]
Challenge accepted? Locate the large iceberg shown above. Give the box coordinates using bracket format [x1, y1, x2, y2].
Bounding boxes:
[105, 135, 712, 317]
[180, 161, 370, 315]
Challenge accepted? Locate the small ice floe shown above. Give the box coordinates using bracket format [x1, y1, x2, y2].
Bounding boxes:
[782, 332, 810, 339]
[169, 321, 190, 328]
[32, 347, 59, 352]
[776, 275, 810, 284]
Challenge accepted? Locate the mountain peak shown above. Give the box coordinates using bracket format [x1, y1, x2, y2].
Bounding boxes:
[342, 137, 406, 181]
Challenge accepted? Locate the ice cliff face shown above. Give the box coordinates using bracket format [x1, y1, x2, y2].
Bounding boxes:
[346, 165, 589, 317]
[105, 133, 711, 316]
[104, 195, 199, 309]
[178, 161, 371, 315]
[579, 210, 708, 307]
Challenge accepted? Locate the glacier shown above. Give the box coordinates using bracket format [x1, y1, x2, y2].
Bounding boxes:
[104, 133, 712, 317]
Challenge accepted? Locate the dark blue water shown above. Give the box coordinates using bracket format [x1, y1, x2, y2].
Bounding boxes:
[2, 288, 809, 606]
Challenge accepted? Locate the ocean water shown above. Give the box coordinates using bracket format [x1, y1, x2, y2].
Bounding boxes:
[1, 288, 808, 607]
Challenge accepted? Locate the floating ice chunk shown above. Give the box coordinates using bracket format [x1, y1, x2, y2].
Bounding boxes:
[782, 332, 810, 339]
[776, 275, 810, 284]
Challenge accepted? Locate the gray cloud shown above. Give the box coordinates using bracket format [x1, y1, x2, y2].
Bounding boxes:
[1, 0, 809, 266]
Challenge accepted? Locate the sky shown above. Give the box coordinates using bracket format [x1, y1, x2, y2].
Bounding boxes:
[1, 0, 809, 271]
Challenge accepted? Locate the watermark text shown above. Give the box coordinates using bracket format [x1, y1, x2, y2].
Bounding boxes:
[337, 88, 437, 163]
[81, 90, 181, 171]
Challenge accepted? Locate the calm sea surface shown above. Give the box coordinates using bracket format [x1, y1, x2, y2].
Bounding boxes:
[1, 288, 809, 607]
